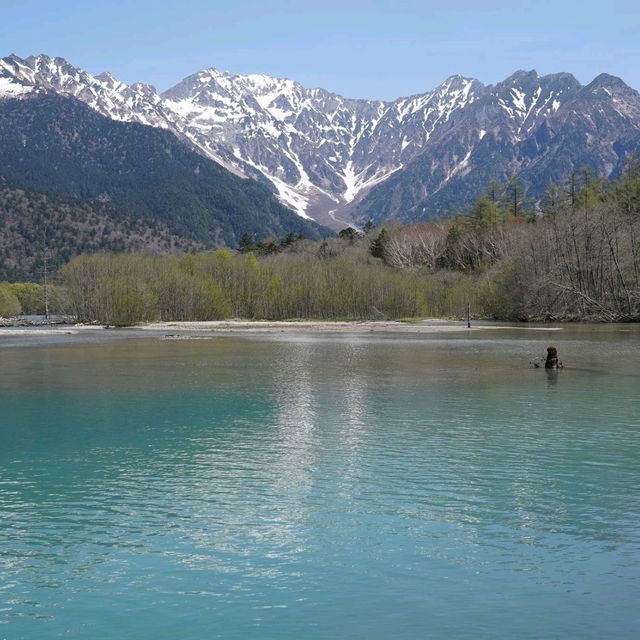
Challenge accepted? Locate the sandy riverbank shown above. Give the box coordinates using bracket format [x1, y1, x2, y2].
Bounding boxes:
[0, 319, 564, 338]
[0, 327, 80, 335]
[139, 320, 563, 334]
[141, 320, 476, 334]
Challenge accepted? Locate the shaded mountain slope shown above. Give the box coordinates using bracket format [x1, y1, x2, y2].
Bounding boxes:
[0, 92, 329, 247]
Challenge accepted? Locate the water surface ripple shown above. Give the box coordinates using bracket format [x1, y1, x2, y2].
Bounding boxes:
[1, 327, 639, 638]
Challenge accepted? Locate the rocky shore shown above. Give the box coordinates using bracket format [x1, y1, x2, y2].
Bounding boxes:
[0, 315, 75, 327]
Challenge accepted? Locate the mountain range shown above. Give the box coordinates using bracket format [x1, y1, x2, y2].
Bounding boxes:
[2, 53, 640, 232]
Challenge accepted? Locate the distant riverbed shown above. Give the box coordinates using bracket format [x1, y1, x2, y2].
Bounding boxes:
[0, 318, 565, 343]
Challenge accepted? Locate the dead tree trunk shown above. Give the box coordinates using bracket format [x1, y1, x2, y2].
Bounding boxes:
[545, 346, 559, 369]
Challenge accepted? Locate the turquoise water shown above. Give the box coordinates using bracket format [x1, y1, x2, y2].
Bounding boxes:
[1, 326, 639, 639]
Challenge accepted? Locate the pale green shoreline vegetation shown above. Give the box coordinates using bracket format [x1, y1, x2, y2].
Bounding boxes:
[61, 250, 481, 326]
[2, 166, 639, 325]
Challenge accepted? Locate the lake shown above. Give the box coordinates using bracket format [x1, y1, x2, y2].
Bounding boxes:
[1, 325, 639, 639]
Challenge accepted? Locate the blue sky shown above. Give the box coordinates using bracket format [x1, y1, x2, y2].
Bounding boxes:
[2, 0, 638, 99]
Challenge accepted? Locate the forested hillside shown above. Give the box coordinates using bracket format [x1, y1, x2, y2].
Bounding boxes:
[376, 164, 640, 320]
[0, 93, 330, 250]
[0, 176, 202, 280]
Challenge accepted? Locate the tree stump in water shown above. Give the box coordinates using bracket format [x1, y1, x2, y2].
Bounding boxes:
[545, 346, 559, 369]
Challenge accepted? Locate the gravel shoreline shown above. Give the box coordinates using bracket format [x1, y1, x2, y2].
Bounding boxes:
[139, 320, 564, 334]
[140, 320, 481, 334]
[0, 319, 565, 338]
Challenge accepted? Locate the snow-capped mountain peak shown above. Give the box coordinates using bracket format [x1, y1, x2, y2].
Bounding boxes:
[158, 66, 486, 222]
[2, 54, 639, 227]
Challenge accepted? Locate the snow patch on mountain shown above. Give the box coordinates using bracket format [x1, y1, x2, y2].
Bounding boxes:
[0, 76, 33, 96]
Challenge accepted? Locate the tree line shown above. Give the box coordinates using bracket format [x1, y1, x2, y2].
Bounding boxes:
[0, 282, 68, 317]
[375, 165, 640, 321]
[60, 249, 479, 325]
[3, 164, 640, 324]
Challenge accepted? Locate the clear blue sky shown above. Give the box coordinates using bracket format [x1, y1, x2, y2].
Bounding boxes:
[2, 0, 638, 99]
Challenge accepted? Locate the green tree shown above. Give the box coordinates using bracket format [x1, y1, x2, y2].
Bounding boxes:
[238, 232, 256, 253]
[370, 228, 388, 258]
[9, 283, 44, 314]
[338, 227, 360, 245]
[280, 231, 297, 248]
[0, 284, 21, 317]
[504, 175, 527, 217]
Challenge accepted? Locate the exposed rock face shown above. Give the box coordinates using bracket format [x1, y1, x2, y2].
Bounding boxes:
[160, 70, 481, 225]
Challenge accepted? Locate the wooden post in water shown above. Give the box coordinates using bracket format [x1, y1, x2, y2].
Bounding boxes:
[43, 226, 50, 322]
[467, 301, 471, 328]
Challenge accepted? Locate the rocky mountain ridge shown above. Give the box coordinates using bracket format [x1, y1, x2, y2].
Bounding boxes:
[2, 54, 640, 227]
